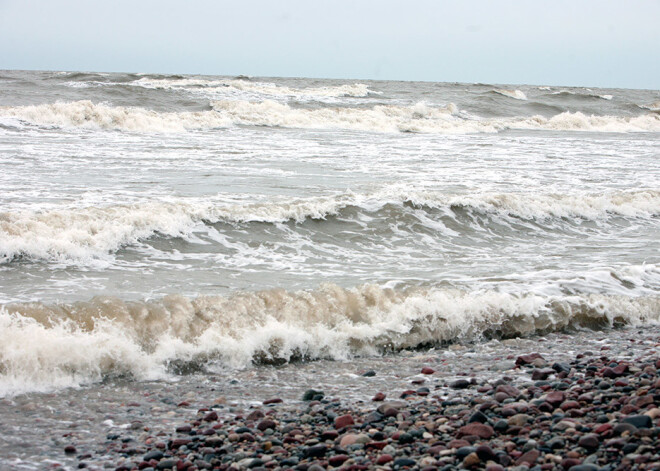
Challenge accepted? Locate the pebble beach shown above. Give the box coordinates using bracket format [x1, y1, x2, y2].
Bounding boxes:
[2, 325, 659, 471]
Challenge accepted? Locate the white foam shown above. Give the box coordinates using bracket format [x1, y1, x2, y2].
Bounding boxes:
[1, 285, 658, 395]
[132, 77, 374, 98]
[1, 189, 658, 264]
[2, 100, 659, 134]
[0, 101, 232, 132]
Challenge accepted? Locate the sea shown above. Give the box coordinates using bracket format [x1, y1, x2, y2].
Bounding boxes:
[0, 70, 659, 468]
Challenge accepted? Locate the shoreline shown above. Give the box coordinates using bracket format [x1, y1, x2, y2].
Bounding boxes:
[2, 325, 657, 470]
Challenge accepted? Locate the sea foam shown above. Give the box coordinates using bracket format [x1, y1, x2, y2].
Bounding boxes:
[1, 284, 658, 395]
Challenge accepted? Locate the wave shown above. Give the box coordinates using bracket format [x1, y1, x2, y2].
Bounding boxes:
[0, 101, 231, 132]
[210, 100, 660, 133]
[1, 189, 658, 264]
[2, 100, 659, 134]
[492, 89, 527, 100]
[130, 77, 374, 98]
[548, 90, 614, 101]
[1, 284, 658, 395]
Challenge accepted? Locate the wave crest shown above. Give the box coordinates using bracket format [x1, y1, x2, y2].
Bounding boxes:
[1, 189, 658, 264]
[1, 284, 658, 395]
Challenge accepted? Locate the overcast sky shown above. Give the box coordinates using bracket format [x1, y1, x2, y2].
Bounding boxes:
[1, 0, 658, 89]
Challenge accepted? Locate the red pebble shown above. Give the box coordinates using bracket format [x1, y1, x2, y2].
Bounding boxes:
[421, 367, 435, 374]
[376, 454, 393, 465]
[329, 455, 350, 466]
[372, 392, 386, 401]
[334, 414, 355, 429]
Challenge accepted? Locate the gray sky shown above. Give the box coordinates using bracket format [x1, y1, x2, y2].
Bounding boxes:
[1, 0, 658, 89]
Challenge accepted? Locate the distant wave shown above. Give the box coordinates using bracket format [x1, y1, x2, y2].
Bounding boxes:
[548, 90, 614, 101]
[2, 100, 660, 134]
[129, 77, 375, 98]
[492, 89, 527, 100]
[1, 189, 658, 264]
[0, 100, 231, 132]
[1, 283, 658, 395]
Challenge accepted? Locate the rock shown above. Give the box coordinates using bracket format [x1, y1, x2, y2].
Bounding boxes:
[203, 411, 218, 422]
[567, 465, 599, 471]
[362, 370, 376, 377]
[156, 460, 176, 470]
[531, 368, 555, 380]
[463, 452, 481, 467]
[334, 414, 354, 429]
[303, 444, 327, 458]
[421, 367, 435, 375]
[578, 434, 600, 450]
[552, 362, 571, 374]
[495, 384, 521, 399]
[456, 446, 477, 459]
[329, 454, 350, 466]
[263, 398, 283, 405]
[545, 391, 565, 407]
[257, 419, 277, 431]
[450, 379, 471, 389]
[246, 410, 264, 421]
[393, 458, 416, 467]
[302, 389, 324, 401]
[372, 392, 386, 402]
[468, 411, 488, 423]
[508, 414, 531, 426]
[376, 454, 393, 465]
[613, 423, 637, 435]
[398, 433, 415, 444]
[516, 353, 544, 366]
[458, 423, 494, 439]
[476, 445, 496, 461]
[515, 449, 540, 466]
[622, 415, 652, 428]
[143, 450, 164, 461]
[64, 445, 76, 454]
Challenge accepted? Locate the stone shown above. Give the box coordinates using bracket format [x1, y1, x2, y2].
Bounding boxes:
[421, 367, 435, 375]
[468, 411, 488, 423]
[203, 411, 218, 422]
[393, 458, 416, 467]
[463, 452, 481, 467]
[577, 434, 600, 450]
[263, 398, 283, 405]
[376, 454, 393, 465]
[622, 415, 652, 429]
[144, 450, 164, 461]
[257, 419, 277, 431]
[302, 389, 324, 401]
[362, 370, 376, 377]
[372, 392, 386, 401]
[450, 379, 471, 389]
[544, 391, 565, 407]
[516, 353, 544, 366]
[334, 414, 354, 429]
[303, 444, 327, 458]
[516, 449, 540, 466]
[329, 454, 350, 466]
[458, 423, 494, 439]
[531, 368, 555, 381]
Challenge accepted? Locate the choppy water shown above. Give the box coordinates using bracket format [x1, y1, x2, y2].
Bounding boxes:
[1, 70, 659, 397]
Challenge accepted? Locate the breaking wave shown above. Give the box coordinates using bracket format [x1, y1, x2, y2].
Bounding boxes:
[2, 100, 660, 134]
[1, 284, 658, 395]
[493, 89, 528, 100]
[130, 77, 374, 98]
[0, 101, 232, 132]
[1, 189, 658, 264]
